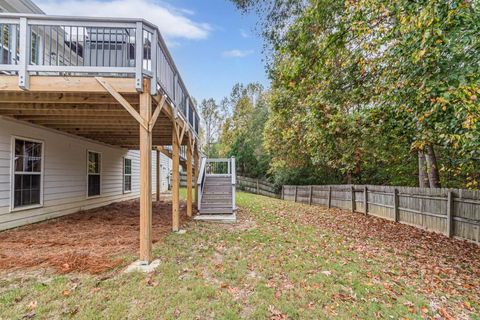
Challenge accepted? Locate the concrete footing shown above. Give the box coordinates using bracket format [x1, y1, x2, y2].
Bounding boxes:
[193, 213, 236, 223]
[124, 259, 160, 273]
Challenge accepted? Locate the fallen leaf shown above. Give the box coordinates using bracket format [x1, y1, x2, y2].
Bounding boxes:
[27, 301, 37, 311]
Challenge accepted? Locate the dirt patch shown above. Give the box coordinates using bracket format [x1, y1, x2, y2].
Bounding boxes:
[0, 199, 188, 274]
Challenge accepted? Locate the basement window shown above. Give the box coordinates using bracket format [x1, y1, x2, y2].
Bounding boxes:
[87, 151, 101, 197]
[123, 158, 132, 193]
[12, 138, 43, 209]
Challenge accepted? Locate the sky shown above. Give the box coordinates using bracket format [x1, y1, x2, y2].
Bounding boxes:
[35, 0, 269, 103]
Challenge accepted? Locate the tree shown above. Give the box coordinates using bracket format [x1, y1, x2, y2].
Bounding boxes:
[199, 98, 223, 157]
[234, 0, 480, 189]
[217, 83, 271, 178]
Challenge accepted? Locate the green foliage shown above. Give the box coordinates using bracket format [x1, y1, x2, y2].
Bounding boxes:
[217, 83, 272, 179]
[199, 98, 223, 157]
[237, 0, 480, 188]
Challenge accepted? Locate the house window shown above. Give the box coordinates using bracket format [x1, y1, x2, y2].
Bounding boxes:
[87, 151, 101, 197]
[13, 138, 43, 208]
[30, 32, 40, 65]
[123, 158, 132, 193]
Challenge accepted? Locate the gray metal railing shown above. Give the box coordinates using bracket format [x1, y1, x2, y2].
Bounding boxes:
[0, 13, 200, 136]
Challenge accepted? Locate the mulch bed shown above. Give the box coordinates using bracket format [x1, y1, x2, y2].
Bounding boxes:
[0, 199, 188, 274]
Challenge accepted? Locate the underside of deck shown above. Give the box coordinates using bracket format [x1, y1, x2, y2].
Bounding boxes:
[0, 75, 200, 263]
[0, 76, 192, 148]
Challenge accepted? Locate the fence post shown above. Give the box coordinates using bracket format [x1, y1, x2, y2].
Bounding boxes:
[328, 186, 332, 208]
[394, 188, 399, 222]
[294, 186, 298, 202]
[351, 185, 356, 213]
[281, 186, 284, 200]
[363, 186, 368, 215]
[256, 179, 259, 194]
[309, 186, 313, 205]
[446, 191, 454, 237]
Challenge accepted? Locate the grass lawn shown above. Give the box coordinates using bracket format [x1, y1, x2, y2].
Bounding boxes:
[0, 191, 478, 319]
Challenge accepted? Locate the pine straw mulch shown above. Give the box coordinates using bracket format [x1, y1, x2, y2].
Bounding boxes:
[0, 199, 188, 275]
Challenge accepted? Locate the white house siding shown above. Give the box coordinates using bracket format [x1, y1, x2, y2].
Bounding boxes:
[0, 117, 171, 231]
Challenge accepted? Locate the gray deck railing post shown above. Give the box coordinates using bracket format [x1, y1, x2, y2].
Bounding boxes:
[447, 191, 454, 237]
[150, 29, 158, 96]
[135, 21, 144, 91]
[18, 17, 29, 90]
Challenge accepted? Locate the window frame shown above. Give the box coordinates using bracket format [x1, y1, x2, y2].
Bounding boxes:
[10, 136, 45, 212]
[86, 150, 102, 198]
[123, 157, 132, 194]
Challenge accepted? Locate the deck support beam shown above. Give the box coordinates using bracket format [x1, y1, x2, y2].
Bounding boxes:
[186, 136, 194, 217]
[139, 78, 152, 262]
[172, 120, 180, 232]
[95, 77, 148, 131]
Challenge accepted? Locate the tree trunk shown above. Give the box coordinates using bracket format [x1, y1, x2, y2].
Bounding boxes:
[425, 144, 441, 188]
[418, 150, 430, 188]
[346, 172, 353, 184]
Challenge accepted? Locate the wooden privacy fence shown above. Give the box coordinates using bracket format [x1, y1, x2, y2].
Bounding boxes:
[236, 176, 281, 198]
[282, 185, 480, 244]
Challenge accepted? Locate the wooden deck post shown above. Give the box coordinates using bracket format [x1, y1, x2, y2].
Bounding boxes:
[194, 146, 199, 206]
[156, 149, 160, 202]
[172, 121, 180, 232]
[186, 137, 193, 217]
[139, 79, 152, 262]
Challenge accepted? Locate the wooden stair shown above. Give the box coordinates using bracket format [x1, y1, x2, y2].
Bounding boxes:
[201, 176, 233, 214]
[195, 175, 236, 223]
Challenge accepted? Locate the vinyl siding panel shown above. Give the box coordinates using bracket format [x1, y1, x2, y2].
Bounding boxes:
[0, 117, 172, 230]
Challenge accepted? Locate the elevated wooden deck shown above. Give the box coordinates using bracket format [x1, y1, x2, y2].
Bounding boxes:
[0, 13, 202, 263]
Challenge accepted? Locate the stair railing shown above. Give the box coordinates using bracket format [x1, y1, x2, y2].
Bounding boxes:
[197, 156, 207, 211]
[198, 157, 236, 212]
[231, 157, 236, 210]
[206, 158, 231, 176]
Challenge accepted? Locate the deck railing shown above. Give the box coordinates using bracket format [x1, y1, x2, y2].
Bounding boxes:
[0, 13, 200, 136]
